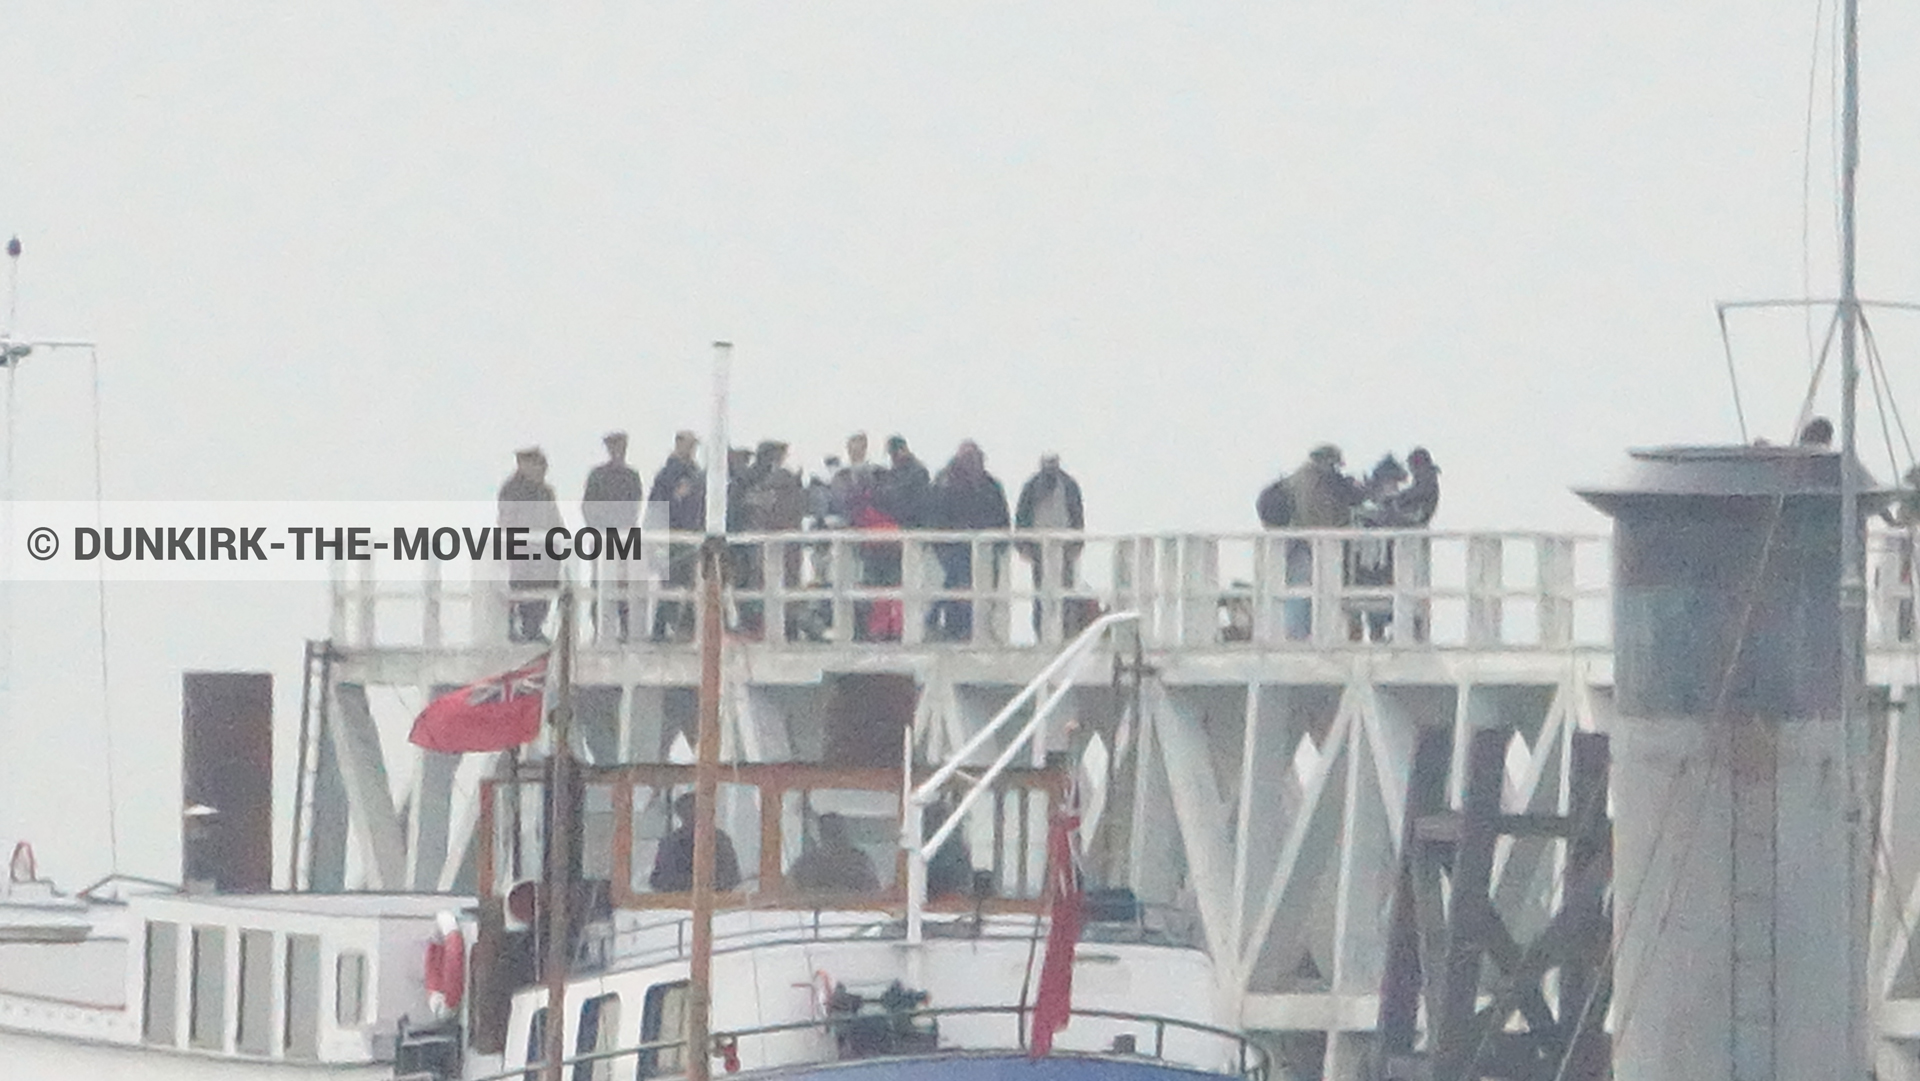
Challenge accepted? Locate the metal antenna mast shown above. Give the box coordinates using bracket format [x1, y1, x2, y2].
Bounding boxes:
[1837, 1, 1870, 1075]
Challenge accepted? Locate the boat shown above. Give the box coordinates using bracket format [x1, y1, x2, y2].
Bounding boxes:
[0, 338, 1266, 1081]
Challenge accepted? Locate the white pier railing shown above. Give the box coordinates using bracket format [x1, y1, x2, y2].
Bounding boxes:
[324, 527, 1920, 654]
[326, 528, 1619, 653]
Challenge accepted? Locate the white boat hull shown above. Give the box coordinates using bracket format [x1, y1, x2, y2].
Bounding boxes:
[0, 1027, 390, 1081]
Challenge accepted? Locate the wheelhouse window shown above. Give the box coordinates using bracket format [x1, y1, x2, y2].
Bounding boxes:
[236, 928, 274, 1054]
[575, 993, 621, 1081]
[189, 925, 227, 1050]
[524, 1007, 547, 1081]
[335, 950, 367, 1027]
[141, 920, 178, 1045]
[284, 933, 321, 1059]
[637, 981, 688, 1079]
[779, 788, 897, 894]
[632, 785, 758, 896]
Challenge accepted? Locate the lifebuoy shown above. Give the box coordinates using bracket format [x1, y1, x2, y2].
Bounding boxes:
[808, 969, 835, 1018]
[424, 911, 465, 1021]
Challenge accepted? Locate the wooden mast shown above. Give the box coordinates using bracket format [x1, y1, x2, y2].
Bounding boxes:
[687, 537, 724, 1081]
[686, 339, 732, 1081]
[539, 589, 576, 1081]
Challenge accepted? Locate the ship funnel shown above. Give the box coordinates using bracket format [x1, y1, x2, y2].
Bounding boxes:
[1576, 443, 1884, 1081]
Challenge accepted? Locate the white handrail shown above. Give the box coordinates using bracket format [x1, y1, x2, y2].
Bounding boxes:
[900, 610, 1137, 944]
[909, 609, 1139, 826]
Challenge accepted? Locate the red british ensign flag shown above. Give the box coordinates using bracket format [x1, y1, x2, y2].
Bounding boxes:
[1029, 797, 1084, 1058]
[408, 654, 549, 753]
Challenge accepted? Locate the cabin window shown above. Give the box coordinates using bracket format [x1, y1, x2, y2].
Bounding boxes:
[335, 950, 368, 1027]
[779, 788, 899, 894]
[574, 993, 621, 1081]
[636, 981, 688, 1079]
[284, 933, 321, 1059]
[633, 784, 760, 895]
[141, 920, 178, 1045]
[236, 928, 274, 1054]
[581, 783, 616, 883]
[189, 925, 227, 1050]
[524, 1007, 548, 1081]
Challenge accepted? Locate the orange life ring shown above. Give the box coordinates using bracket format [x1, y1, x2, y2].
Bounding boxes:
[424, 911, 465, 1021]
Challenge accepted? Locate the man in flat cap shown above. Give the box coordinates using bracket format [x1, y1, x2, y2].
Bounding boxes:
[648, 430, 705, 641]
[583, 432, 643, 641]
[498, 447, 564, 643]
[1015, 453, 1086, 639]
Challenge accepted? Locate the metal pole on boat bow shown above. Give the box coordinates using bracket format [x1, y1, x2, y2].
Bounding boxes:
[539, 590, 577, 1081]
[687, 340, 731, 1081]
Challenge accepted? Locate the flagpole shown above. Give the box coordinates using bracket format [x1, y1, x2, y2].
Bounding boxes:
[539, 591, 576, 1081]
[687, 340, 730, 1081]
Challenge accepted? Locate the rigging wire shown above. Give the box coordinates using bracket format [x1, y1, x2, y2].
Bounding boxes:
[1875, 554, 1920, 1000]
[1863, 326, 1903, 482]
[1802, 0, 1831, 369]
[89, 346, 120, 875]
[1717, 307, 1752, 442]
[1862, 313, 1918, 472]
[1794, 305, 1844, 436]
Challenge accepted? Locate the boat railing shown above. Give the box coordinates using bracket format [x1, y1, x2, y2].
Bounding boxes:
[418, 1003, 1269, 1081]
[330, 527, 1618, 653]
[576, 905, 1205, 974]
[330, 526, 1920, 654]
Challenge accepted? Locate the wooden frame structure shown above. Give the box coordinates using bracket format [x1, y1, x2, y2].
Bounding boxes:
[475, 762, 1068, 917]
[1375, 725, 1611, 1081]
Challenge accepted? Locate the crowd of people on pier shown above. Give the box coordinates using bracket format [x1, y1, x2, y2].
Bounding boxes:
[493, 431, 1441, 646]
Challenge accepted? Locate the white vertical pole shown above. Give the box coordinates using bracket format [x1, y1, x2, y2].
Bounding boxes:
[706, 342, 732, 539]
[0, 362, 12, 835]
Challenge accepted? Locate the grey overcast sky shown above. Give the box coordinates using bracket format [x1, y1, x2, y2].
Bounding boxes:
[6, 2, 1920, 883]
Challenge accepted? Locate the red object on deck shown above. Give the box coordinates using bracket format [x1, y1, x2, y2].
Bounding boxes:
[424, 922, 466, 1019]
[1030, 806, 1083, 1058]
[408, 654, 548, 753]
[853, 506, 905, 640]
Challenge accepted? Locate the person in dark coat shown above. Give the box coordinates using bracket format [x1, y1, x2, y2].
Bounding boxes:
[1346, 454, 1408, 643]
[1379, 446, 1440, 526]
[862, 437, 929, 632]
[725, 446, 767, 635]
[786, 812, 879, 893]
[928, 441, 1010, 641]
[923, 799, 975, 899]
[498, 447, 564, 643]
[648, 430, 707, 531]
[873, 435, 931, 529]
[829, 433, 882, 525]
[1376, 447, 1441, 641]
[743, 441, 811, 640]
[649, 792, 742, 893]
[1276, 445, 1366, 640]
[1014, 454, 1086, 638]
[648, 431, 705, 641]
[583, 432, 643, 641]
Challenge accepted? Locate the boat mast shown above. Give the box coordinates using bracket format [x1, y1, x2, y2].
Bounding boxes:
[540, 590, 577, 1081]
[541, 591, 576, 1081]
[1838, 0, 1870, 1075]
[686, 340, 731, 1081]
